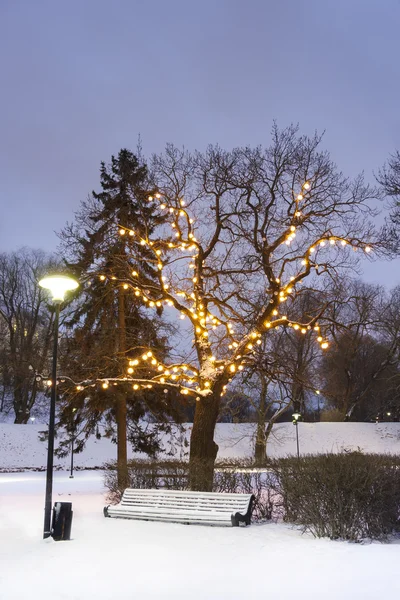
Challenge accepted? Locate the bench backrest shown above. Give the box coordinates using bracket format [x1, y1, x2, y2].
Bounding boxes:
[120, 488, 252, 514]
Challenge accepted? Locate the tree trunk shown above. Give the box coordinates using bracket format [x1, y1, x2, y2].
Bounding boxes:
[117, 287, 128, 490]
[189, 393, 220, 491]
[13, 382, 29, 424]
[254, 379, 268, 466]
[14, 411, 29, 424]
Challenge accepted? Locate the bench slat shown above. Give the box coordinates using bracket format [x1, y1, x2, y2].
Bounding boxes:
[122, 489, 252, 499]
[120, 497, 250, 507]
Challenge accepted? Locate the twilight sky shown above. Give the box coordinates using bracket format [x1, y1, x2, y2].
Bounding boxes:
[0, 0, 399, 286]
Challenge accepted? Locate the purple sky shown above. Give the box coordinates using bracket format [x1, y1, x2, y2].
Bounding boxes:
[1, 0, 399, 286]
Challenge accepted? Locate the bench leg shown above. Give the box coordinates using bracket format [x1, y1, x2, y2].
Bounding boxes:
[231, 515, 239, 527]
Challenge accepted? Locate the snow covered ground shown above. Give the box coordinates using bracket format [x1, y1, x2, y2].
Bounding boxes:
[1, 422, 400, 471]
[1, 470, 399, 600]
[1, 424, 400, 599]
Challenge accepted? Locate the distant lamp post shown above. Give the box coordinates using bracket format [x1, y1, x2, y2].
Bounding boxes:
[39, 274, 79, 539]
[315, 390, 321, 422]
[292, 411, 301, 459]
[30, 417, 35, 424]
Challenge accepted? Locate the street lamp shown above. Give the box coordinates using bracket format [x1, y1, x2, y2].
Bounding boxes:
[292, 411, 301, 459]
[39, 274, 79, 539]
[69, 408, 77, 479]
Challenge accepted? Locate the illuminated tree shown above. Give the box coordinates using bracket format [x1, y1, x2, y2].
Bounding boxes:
[66, 125, 381, 490]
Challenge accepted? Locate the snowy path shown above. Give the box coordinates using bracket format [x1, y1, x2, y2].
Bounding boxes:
[0, 471, 399, 600]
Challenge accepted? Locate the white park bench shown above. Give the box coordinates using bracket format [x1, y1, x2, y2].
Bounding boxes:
[104, 488, 255, 526]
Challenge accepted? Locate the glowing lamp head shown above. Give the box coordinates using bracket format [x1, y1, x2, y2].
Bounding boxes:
[39, 275, 79, 302]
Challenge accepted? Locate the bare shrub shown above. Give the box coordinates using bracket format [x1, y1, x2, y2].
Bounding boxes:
[269, 453, 400, 541]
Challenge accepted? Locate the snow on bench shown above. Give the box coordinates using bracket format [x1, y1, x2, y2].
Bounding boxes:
[103, 488, 255, 526]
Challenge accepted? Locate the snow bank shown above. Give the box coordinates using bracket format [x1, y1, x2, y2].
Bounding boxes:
[1, 422, 399, 471]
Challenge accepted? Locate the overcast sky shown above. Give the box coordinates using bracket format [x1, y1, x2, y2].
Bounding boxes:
[1, 0, 399, 286]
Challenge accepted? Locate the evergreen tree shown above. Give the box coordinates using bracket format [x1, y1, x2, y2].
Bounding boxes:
[59, 149, 181, 487]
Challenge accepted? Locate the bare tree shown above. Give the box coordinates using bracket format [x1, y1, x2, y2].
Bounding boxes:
[320, 281, 400, 420]
[377, 151, 400, 252]
[0, 249, 57, 423]
[65, 125, 382, 490]
[240, 291, 320, 465]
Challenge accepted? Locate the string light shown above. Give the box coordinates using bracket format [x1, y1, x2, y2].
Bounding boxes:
[89, 189, 375, 404]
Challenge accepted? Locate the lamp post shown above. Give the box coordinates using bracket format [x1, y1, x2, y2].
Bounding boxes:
[292, 411, 301, 459]
[69, 408, 77, 479]
[315, 390, 321, 422]
[39, 275, 79, 539]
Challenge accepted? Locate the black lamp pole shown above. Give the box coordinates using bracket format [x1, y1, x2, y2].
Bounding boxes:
[295, 420, 300, 459]
[43, 301, 61, 539]
[69, 409, 76, 479]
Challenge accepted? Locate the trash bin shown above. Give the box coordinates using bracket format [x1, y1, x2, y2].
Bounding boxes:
[52, 502, 73, 541]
